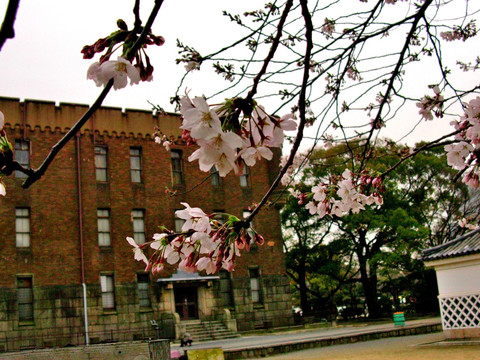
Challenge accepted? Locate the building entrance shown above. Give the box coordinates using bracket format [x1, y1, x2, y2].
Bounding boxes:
[174, 286, 198, 320]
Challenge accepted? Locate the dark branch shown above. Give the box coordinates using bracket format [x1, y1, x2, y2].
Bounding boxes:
[0, 0, 20, 51]
[22, 0, 165, 188]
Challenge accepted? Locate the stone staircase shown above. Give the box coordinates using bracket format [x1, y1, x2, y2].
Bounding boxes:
[182, 320, 240, 343]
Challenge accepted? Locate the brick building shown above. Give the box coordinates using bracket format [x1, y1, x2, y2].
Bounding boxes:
[0, 97, 293, 351]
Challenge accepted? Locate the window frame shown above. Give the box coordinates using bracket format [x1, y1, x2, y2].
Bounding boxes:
[15, 207, 30, 248]
[137, 273, 151, 308]
[100, 274, 116, 311]
[17, 275, 34, 323]
[130, 147, 142, 183]
[132, 209, 146, 245]
[94, 146, 108, 182]
[210, 166, 221, 186]
[97, 209, 111, 247]
[249, 267, 263, 305]
[239, 163, 250, 188]
[171, 149, 184, 185]
[14, 139, 30, 178]
[174, 211, 185, 233]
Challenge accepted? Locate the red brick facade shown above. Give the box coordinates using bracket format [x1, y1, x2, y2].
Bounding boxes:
[0, 97, 292, 351]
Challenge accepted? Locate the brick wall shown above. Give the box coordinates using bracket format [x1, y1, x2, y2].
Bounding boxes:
[0, 97, 292, 351]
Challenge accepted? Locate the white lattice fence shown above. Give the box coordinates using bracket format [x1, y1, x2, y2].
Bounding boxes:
[439, 294, 480, 329]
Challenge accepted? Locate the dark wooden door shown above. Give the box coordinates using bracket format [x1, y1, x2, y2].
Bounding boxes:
[174, 287, 198, 320]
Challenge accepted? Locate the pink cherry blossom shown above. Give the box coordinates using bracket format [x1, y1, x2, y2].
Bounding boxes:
[126, 236, 148, 265]
[188, 131, 243, 176]
[176, 202, 212, 233]
[239, 145, 273, 167]
[445, 142, 472, 170]
[181, 96, 222, 140]
[196, 257, 217, 274]
[87, 57, 140, 90]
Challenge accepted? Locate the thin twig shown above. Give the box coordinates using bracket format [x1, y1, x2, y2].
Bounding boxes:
[246, 0, 294, 102]
[359, 0, 434, 172]
[246, 0, 313, 223]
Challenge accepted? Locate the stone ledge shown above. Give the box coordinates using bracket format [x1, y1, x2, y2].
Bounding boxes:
[224, 323, 442, 360]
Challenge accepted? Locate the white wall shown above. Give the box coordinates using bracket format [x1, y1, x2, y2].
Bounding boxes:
[434, 258, 480, 297]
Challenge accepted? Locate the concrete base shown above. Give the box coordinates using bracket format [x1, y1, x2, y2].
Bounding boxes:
[443, 328, 480, 339]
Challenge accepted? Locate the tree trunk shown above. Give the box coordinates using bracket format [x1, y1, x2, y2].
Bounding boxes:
[358, 254, 381, 319]
[298, 262, 310, 314]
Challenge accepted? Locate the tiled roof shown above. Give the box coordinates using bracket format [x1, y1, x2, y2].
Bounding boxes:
[422, 227, 480, 261]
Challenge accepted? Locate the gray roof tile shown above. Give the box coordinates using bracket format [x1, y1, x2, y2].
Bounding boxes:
[422, 227, 480, 261]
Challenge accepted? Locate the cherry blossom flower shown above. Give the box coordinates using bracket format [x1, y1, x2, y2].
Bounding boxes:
[239, 145, 273, 167]
[444, 142, 472, 170]
[87, 57, 141, 90]
[416, 86, 444, 121]
[0, 181, 6, 196]
[185, 61, 200, 72]
[176, 202, 212, 233]
[181, 96, 222, 140]
[188, 131, 243, 176]
[196, 257, 217, 274]
[126, 236, 148, 265]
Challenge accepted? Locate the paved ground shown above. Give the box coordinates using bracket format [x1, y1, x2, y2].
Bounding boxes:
[171, 317, 442, 355]
[250, 332, 480, 360]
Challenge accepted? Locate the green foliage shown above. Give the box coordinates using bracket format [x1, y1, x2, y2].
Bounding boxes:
[282, 139, 470, 318]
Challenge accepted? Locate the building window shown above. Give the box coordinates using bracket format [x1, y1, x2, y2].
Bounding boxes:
[15, 140, 30, 178]
[17, 276, 33, 322]
[210, 166, 221, 186]
[95, 146, 108, 182]
[171, 150, 184, 185]
[249, 268, 262, 304]
[16, 208, 30, 248]
[219, 270, 234, 307]
[240, 163, 250, 188]
[97, 209, 111, 247]
[137, 273, 151, 308]
[132, 210, 145, 245]
[174, 212, 185, 233]
[130, 147, 142, 183]
[100, 274, 115, 310]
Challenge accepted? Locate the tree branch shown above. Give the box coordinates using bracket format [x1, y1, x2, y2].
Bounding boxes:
[0, 0, 20, 51]
[22, 0, 165, 188]
[246, 0, 312, 223]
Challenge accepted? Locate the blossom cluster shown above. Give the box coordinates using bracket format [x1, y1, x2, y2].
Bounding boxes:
[83, 18, 165, 90]
[126, 203, 264, 274]
[321, 18, 335, 38]
[416, 86, 444, 121]
[178, 95, 297, 177]
[297, 169, 383, 218]
[444, 97, 480, 188]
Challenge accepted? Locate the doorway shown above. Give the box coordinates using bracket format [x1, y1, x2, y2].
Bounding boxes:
[174, 286, 198, 320]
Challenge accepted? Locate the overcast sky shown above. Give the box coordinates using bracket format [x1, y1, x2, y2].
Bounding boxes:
[0, 1, 259, 111]
[1, 1, 479, 146]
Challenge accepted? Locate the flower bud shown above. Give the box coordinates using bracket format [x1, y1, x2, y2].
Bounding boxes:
[117, 19, 128, 31]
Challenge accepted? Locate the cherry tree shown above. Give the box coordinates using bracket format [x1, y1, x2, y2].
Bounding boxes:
[0, 0, 479, 274]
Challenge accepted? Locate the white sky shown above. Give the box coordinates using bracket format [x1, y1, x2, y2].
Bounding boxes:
[0, 1, 479, 147]
[0, 1, 259, 111]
